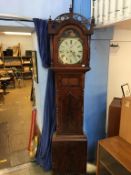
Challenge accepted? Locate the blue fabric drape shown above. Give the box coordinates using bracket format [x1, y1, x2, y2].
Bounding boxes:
[33, 18, 56, 171]
[33, 18, 51, 67]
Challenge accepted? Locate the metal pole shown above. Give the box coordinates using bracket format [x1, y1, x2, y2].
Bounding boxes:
[0, 18, 33, 22]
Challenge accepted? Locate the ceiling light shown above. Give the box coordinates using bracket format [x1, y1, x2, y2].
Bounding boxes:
[3, 31, 31, 36]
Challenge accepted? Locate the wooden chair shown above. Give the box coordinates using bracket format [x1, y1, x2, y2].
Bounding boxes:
[0, 82, 4, 104]
[15, 70, 24, 88]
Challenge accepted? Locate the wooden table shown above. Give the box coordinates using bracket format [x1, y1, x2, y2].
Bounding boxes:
[97, 136, 131, 175]
[0, 77, 11, 94]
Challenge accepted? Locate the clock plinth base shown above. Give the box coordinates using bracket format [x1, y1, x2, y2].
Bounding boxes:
[52, 134, 87, 174]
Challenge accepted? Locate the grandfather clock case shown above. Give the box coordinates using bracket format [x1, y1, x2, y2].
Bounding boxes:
[48, 8, 93, 174]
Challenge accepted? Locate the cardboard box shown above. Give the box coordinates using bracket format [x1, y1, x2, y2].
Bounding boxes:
[119, 97, 131, 144]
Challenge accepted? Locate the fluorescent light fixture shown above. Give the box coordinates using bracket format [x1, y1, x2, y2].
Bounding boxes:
[3, 31, 31, 36]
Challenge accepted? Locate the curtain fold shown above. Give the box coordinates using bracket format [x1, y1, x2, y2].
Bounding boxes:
[33, 18, 51, 67]
[33, 18, 56, 171]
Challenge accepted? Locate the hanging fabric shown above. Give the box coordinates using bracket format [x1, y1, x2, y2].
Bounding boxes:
[33, 18, 51, 67]
[33, 18, 56, 171]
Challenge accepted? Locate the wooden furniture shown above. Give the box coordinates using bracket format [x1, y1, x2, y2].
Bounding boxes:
[0, 88, 4, 103]
[119, 97, 131, 144]
[0, 46, 34, 80]
[0, 69, 15, 88]
[0, 55, 33, 80]
[22, 56, 32, 79]
[0, 77, 11, 94]
[48, 7, 94, 174]
[97, 136, 131, 175]
[4, 56, 22, 68]
[52, 135, 87, 173]
[107, 97, 121, 137]
[0, 57, 4, 68]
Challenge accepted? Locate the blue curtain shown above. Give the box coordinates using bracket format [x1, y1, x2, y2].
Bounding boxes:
[33, 18, 51, 67]
[33, 18, 56, 170]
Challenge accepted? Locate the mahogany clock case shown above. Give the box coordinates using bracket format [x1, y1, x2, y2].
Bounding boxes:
[48, 10, 94, 174]
[52, 134, 87, 174]
[48, 19, 92, 70]
[55, 72, 84, 135]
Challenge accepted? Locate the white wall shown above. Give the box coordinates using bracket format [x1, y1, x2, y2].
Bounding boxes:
[107, 27, 131, 109]
[0, 34, 33, 55]
[0, 0, 71, 19]
[32, 33, 48, 131]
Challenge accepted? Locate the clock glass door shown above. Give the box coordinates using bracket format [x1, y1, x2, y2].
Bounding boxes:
[58, 29, 83, 65]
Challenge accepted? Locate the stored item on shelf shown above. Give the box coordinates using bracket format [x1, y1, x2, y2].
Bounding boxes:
[11, 60, 21, 66]
[13, 43, 21, 56]
[6, 43, 21, 57]
[23, 66, 30, 72]
[4, 57, 22, 67]
[0, 59, 3, 65]
[25, 50, 32, 57]
[23, 60, 31, 64]
[0, 44, 3, 57]
[6, 49, 13, 56]
[3, 49, 13, 56]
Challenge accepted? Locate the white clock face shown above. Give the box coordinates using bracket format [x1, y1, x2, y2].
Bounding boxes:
[58, 38, 83, 64]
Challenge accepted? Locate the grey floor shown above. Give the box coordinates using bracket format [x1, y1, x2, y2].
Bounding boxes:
[0, 162, 52, 175]
[0, 80, 53, 175]
[0, 80, 31, 168]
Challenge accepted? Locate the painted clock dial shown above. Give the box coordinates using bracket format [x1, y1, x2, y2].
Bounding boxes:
[58, 36, 83, 64]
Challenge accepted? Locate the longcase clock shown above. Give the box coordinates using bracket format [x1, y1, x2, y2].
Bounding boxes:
[48, 8, 94, 174]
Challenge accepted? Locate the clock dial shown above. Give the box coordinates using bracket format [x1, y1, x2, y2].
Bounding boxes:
[58, 38, 83, 64]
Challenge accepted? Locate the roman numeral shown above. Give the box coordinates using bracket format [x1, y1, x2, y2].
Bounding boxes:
[59, 50, 63, 53]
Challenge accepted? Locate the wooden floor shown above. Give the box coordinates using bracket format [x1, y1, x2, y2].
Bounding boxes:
[0, 80, 32, 169]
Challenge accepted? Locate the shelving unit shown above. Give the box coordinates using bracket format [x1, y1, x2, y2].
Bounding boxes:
[0, 55, 33, 80]
[4, 56, 22, 68]
[97, 136, 131, 175]
[22, 56, 32, 79]
[0, 44, 34, 82]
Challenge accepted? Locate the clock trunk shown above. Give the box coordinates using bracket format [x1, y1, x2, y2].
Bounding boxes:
[55, 72, 84, 135]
